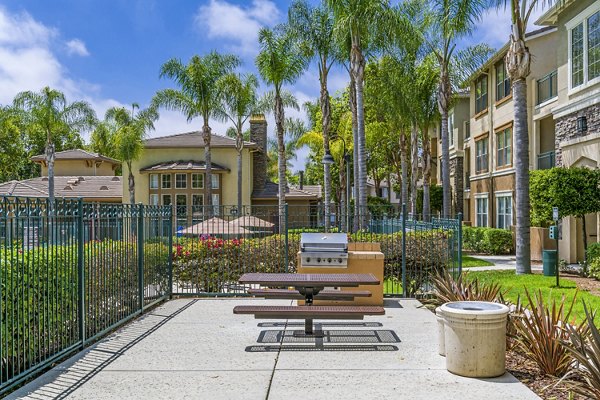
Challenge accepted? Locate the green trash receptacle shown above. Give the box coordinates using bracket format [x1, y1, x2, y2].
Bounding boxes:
[543, 250, 557, 276]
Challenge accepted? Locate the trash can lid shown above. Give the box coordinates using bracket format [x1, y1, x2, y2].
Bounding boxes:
[440, 301, 509, 316]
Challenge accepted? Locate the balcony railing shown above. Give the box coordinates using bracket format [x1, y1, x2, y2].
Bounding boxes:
[537, 151, 555, 170]
[537, 70, 558, 105]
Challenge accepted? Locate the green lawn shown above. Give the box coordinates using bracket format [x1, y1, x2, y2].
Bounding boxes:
[461, 255, 494, 268]
[467, 270, 600, 322]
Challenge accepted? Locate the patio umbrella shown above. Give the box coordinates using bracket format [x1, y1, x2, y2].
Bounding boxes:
[180, 217, 251, 236]
[229, 215, 274, 229]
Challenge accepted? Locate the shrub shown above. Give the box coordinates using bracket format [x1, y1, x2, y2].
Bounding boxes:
[588, 242, 600, 263]
[462, 226, 513, 255]
[589, 258, 600, 281]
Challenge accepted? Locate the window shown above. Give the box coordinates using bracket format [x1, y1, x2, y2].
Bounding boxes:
[150, 174, 159, 189]
[496, 128, 512, 167]
[162, 194, 172, 206]
[161, 174, 171, 189]
[212, 194, 220, 215]
[192, 173, 204, 189]
[465, 121, 470, 139]
[448, 114, 454, 147]
[476, 197, 488, 227]
[496, 195, 513, 229]
[149, 194, 159, 205]
[192, 194, 204, 213]
[570, 8, 600, 88]
[537, 70, 558, 104]
[211, 174, 219, 189]
[475, 137, 489, 173]
[475, 75, 488, 114]
[495, 61, 511, 101]
[175, 173, 187, 189]
[176, 194, 187, 216]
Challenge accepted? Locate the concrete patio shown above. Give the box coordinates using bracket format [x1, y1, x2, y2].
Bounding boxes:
[8, 298, 540, 400]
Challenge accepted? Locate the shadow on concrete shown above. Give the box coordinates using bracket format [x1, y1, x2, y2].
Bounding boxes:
[8, 300, 197, 400]
[245, 344, 399, 352]
[257, 322, 383, 328]
[257, 329, 401, 344]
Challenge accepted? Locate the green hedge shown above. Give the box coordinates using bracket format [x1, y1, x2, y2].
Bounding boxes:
[587, 242, 600, 263]
[463, 227, 513, 255]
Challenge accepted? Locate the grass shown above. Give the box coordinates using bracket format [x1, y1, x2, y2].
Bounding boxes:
[467, 270, 600, 322]
[384, 278, 403, 295]
[461, 255, 494, 268]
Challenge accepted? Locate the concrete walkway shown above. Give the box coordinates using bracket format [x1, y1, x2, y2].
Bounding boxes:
[8, 298, 540, 400]
[463, 255, 543, 272]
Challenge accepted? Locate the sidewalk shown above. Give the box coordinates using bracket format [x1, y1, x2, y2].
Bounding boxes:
[463, 255, 543, 272]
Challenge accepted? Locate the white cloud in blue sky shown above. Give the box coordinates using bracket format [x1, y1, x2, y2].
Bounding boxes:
[65, 39, 89, 57]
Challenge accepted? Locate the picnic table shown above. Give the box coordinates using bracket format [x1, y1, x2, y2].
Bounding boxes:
[233, 273, 385, 336]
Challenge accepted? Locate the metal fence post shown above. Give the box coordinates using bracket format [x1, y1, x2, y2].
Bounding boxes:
[457, 212, 463, 276]
[401, 203, 407, 298]
[284, 203, 289, 273]
[77, 198, 86, 348]
[137, 203, 144, 313]
[167, 206, 173, 299]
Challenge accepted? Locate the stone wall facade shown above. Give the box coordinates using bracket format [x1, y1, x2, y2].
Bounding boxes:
[555, 103, 600, 166]
[449, 156, 464, 215]
[250, 115, 268, 192]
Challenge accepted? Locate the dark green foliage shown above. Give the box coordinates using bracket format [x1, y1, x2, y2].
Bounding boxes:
[463, 226, 513, 255]
[587, 243, 600, 263]
[367, 195, 394, 217]
[416, 185, 443, 214]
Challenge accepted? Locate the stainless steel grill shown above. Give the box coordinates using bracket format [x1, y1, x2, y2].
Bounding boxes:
[300, 233, 348, 267]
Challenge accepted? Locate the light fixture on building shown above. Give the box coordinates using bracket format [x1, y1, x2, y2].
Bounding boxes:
[577, 116, 588, 133]
[322, 151, 335, 165]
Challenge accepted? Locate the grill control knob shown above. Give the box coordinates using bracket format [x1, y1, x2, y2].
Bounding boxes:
[338, 258, 343, 263]
[317, 258, 321, 263]
[327, 258, 332, 263]
[306, 257, 311, 263]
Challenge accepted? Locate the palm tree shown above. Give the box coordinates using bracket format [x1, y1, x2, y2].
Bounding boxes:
[154, 52, 240, 209]
[256, 25, 307, 221]
[327, 0, 391, 228]
[491, 0, 562, 274]
[425, 0, 490, 217]
[288, 0, 337, 231]
[89, 120, 118, 159]
[107, 104, 159, 205]
[13, 87, 96, 208]
[218, 73, 259, 212]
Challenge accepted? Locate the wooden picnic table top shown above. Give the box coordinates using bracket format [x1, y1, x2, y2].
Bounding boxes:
[238, 273, 380, 287]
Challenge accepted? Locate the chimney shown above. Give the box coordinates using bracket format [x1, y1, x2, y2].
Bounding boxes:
[299, 170, 304, 190]
[250, 114, 267, 192]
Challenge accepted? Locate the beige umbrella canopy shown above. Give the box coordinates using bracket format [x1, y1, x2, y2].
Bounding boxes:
[180, 217, 251, 236]
[229, 215, 274, 229]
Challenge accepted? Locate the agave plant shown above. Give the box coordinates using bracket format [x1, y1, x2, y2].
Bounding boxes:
[499, 293, 523, 351]
[512, 288, 589, 377]
[431, 270, 505, 304]
[562, 303, 600, 398]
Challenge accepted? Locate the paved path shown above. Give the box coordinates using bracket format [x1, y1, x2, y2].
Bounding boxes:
[463, 255, 543, 272]
[8, 298, 540, 400]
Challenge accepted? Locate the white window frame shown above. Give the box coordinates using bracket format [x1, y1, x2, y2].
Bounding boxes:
[496, 194, 513, 230]
[448, 113, 454, 148]
[161, 174, 171, 189]
[192, 173, 204, 189]
[162, 194, 172, 206]
[175, 173, 187, 189]
[567, 2, 600, 92]
[149, 174, 159, 189]
[475, 194, 489, 228]
[211, 174, 220, 189]
[149, 193, 159, 206]
[212, 193, 220, 216]
[175, 194, 187, 216]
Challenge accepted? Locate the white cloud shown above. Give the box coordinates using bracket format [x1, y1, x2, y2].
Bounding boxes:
[65, 39, 89, 56]
[194, 0, 280, 55]
[0, 7, 56, 47]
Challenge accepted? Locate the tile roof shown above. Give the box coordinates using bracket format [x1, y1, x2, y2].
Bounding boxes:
[139, 160, 230, 172]
[144, 132, 257, 149]
[0, 176, 123, 199]
[230, 215, 274, 228]
[31, 149, 120, 164]
[251, 181, 322, 200]
[179, 217, 251, 236]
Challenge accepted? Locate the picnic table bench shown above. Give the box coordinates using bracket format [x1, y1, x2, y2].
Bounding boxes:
[233, 273, 385, 336]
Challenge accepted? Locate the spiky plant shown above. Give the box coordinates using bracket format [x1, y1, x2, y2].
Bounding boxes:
[431, 270, 505, 304]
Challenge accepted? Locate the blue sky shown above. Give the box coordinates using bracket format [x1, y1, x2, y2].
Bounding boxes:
[0, 0, 548, 170]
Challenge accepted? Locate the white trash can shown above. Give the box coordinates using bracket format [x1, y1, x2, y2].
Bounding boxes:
[435, 307, 445, 356]
[440, 301, 510, 378]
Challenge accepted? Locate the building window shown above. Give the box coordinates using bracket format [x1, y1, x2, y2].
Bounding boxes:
[475, 75, 488, 114]
[475, 137, 489, 173]
[465, 121, 470, 139]
[496, 128, 512, 167]
[496, 61, 511, 101]
[476, 197, 488, 227]
[570, 8, 600, 88]
[192, 173, 204, 189]
[537, 70, 558, 104]
[496, 195, 513, 230]
[176, 194, 187, 217]
[161, 174, 171, 189]
[212, 193, 220, 216]
[162, 194, 172, 206]
[448, 114, 454, 147]
[150, 174, 159, 189]
[149, 194, 159, 205]
[192, 194, 204, 213]
[211, 174, 219, 189]
[175, 173, 187, 189]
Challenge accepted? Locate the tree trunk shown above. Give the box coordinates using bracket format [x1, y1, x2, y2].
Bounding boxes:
[46, 141, 55, 209]
[203, 124, 213, 214]
[422, 125, 432, 221]
[582, 215, 588, 262]
[351, 39, 366, 230]
[507, 25, 531, 274]
[410, 122, 419, 216]
[236, 124, 244, 213]
[400, 132, 408, 209]
[438, 67, 451, 218]
[321, 59, 332, 232]
[127, 161, 135, 205]
[386, 174, 392, 203]
[349, 72, 359, 231]
[340, 161, 346, 232]
[275, 89, 287, 232]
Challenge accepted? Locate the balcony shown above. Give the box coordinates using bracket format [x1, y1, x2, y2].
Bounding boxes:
[537, 151, 555, 170]
[537, 71, 557, 105]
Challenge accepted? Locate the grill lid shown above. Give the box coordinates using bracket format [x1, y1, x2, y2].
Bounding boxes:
[300, 233, 348, 252]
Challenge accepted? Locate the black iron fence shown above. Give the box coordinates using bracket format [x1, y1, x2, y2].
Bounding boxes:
[0, 197, 172, 396]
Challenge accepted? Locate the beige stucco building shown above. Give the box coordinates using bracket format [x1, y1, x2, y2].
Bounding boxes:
[31, 149, 120, 177]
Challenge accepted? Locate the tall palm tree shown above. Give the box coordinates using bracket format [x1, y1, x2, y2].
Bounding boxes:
[153, 52, 240, 209]
[107, 104, 159, 205]
[425, 0, 490, 217]
[218, 73, 259, 212]
[13, 87, 96, 208]
[89, 120, 118, 159]
[327, 0, 391, 228]
[491, 0, 561, 274]
[256, 25, 307, 221]
[288, 0, 337, 232]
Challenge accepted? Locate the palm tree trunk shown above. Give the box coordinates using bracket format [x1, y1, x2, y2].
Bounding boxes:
[355, 76, 367, 229]
[349, 72, 359, 232]
[236, 125, 244, 213]
[46, 141, 55, 208]
[340, 161, 347, 232]
[438, 68, 451, 218]
[321, 65, 332, 232]
[410, 122, 418, 216]
[275, 90, 287, 232]
[422, 127, 432, 221]
[129, 171, 135, 205]
[400, 132, 408, 209]
[203, 124, 213, 215]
